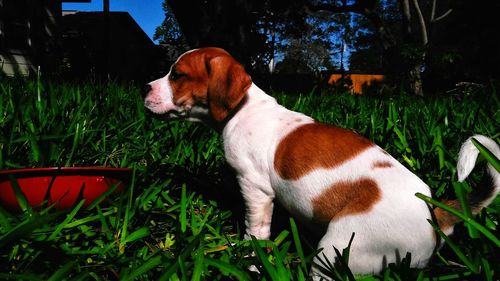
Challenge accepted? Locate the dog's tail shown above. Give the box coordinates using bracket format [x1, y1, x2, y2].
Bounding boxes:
[434, 135, 500, 235]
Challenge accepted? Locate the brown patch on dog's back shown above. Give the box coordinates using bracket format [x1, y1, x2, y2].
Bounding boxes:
[372, 161, 393, 169]
[274, 123, 374, 180]
[312, 178, 381, 222]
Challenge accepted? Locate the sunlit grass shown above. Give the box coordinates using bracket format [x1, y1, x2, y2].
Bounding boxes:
[0, 77, 498, 280]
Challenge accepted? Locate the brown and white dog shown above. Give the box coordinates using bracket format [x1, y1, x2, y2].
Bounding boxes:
[144, 47, 500, 278]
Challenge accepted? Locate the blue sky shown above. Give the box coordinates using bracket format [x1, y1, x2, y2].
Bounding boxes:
[62, 0, 164, 43]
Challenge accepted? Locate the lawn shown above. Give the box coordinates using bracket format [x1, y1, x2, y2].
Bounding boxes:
[0, 77, 499, 280]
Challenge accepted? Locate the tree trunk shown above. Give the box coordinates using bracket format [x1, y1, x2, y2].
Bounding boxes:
[398, 0, 425, 96]
[408, 59, 424, 96]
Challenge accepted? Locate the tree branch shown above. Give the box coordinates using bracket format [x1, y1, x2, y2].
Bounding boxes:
[400, 0, 411, 34]
[432, 9, 453, 23]
[430, 0, 453, 23]
[304, 0, 395, 50]
[431, 0, 436, 22]
[411, 0, 428, 46]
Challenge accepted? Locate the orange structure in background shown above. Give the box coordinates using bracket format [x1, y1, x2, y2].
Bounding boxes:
[329, 74, 385, 94]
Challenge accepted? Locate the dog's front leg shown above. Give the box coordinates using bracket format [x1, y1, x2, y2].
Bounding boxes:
[238, 177, 275, 240]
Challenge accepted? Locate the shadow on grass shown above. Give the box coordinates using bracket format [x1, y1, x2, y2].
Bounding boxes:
[148, 161, 325, 254]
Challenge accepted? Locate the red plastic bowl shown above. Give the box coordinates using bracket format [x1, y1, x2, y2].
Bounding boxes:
[0, 167, 132, 211]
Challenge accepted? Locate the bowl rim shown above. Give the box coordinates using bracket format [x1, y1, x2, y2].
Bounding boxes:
[0, 167, 133, 180]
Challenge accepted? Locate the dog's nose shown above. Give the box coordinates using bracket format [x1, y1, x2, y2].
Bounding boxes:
[142, 84, 152, 98]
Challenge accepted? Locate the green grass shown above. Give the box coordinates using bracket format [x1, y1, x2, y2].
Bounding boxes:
[0, 77, 499, 280]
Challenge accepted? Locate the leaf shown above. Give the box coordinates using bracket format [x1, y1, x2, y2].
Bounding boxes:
[122, 227, 151, 244]
[471, 137, 500, 172]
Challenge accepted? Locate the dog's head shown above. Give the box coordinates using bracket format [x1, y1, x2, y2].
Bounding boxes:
[144, 48, 252, 123]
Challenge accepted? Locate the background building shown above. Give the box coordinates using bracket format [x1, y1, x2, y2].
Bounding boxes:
[0, 0, 160, 81]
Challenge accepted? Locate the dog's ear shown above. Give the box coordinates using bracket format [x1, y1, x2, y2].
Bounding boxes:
[206, 55, 251, 122]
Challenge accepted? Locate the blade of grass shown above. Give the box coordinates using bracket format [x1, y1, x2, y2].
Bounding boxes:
[47, 199, 85, 241]
[180, 184, 187, 233]
[120, 167, 136, 252]
[85, 181, 121, 210]
[70, 272, 92, 281]
[65, 122, 81, 167]
[47, 260, 78, 281]
[433, 127, 445, 169]
[290, 218, 307, 273]
[471, 137, 500, 172]
[0, 213, 62, 248]
[27, 133, 41, 163]
[416, 193, 500, 246]
[453, 182, 479, 238]
[315, 252, 337, 280]
[122, 255, 163, 281]
[334, 238, 356, 281]
[96, 205, 113, 241]
[250, 235, 280, 281]
[191, 238, 205, 281]
[178, 255, 188, 279]
[481, 257, 493, 281]
[205, 257, 251, 281]
[271, 242, 290, 279]
[273, 229, 289, 246]
[64, 209, 116, 228]
[158, 262, 179, 281]
[0, 273, 43, 281]
[429, 218, 479, 273]
[158, 227, 203, 280]
[122, 226, 150, 244]
[422, 271, 473, 281]
[9, 175, 32, 215]
[0, 205, 14, 230]
[341, 232, 355, 270]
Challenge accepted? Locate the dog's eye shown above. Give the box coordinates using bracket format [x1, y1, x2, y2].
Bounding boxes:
[169, 70, 186, 81]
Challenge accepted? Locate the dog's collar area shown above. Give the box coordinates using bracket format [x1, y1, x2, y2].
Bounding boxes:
[214, 92, 249, 130]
